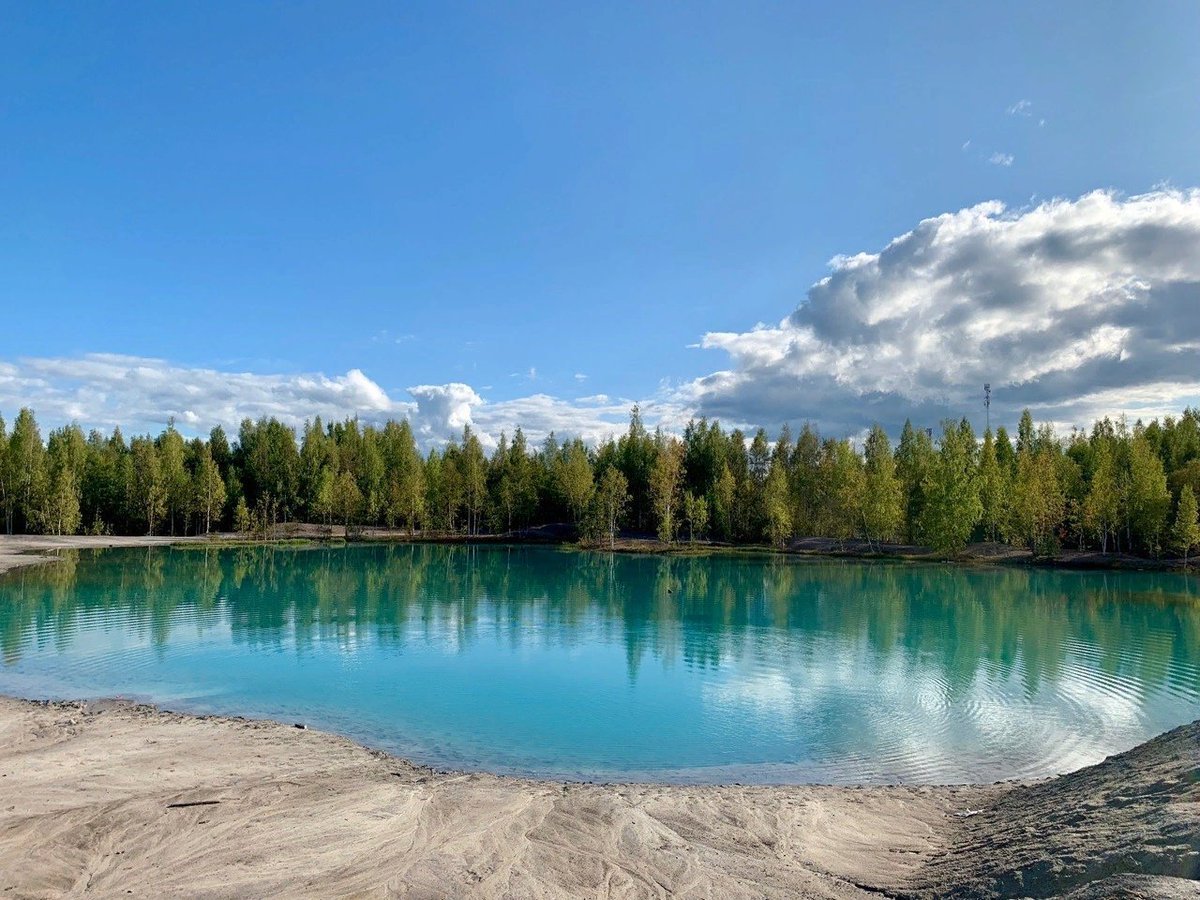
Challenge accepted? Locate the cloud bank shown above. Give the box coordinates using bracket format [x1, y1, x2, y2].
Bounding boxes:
[0, 354, 677, 449]
[2, 189, 1199, 445]
[688, 189, 1200, 435]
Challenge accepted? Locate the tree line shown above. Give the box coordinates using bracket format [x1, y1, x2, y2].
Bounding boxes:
[0, 404, 1198, 561]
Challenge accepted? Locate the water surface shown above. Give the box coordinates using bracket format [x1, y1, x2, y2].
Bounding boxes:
[1, 544, 1198, 784]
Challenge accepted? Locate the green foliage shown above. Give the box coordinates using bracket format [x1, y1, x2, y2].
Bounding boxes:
[1009, 427, 1064, 555]
[977, 430, 1008, 542]
[862, 425, 902, 544]
[9, 408, 46, 534]
[895, 420, 935, 544]
[0, 414, 11, 534]
[1171, 487, 1200, 566]
[710, 463, 736, 541]
[128, 436, 164, 536]
[763, 462, 792, 547]
[555, 438, 594, 524]
[1084, 438, 1121, 552]
[0, 402, 1197, 566]
[587, 467, 629, 548]
[650, 437, 683, 543]
[819, 439, 864, 542]
[1127, 436, 1171, 555]
[233, 496, 251, 535]
[918, 420, 981, 554]
[193, 445, 226, 534]
[681, 491, 709, 542]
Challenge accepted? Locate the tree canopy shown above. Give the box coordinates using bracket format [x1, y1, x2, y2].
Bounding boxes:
[2, 404, 1198, 561]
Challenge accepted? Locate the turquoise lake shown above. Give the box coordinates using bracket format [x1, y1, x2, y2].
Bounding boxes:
[1, 543, 1198, 784]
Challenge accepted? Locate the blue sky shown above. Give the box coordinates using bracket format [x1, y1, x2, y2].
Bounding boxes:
[2, 2, 1200, 444]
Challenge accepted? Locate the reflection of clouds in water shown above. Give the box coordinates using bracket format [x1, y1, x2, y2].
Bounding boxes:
[4, 545, 1200, 783]
[705, 671, 798, 717]
[1053, 663, 1145, 730]
[700, 638, 1168, 783]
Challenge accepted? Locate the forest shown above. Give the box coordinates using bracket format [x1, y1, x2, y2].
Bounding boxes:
[0, 404, 1198, 561]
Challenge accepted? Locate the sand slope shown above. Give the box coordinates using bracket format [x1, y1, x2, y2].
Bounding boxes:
[0, 698, 982, 898]
[0, 699, 1196, 899]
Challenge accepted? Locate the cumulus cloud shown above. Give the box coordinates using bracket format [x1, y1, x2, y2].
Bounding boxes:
[5, 190, 1200, 448]
[0, 354, 400, 433]
[0, 354, 674, 450]
[688, 189, 1200, 435]
[988, 152, 1014, 167]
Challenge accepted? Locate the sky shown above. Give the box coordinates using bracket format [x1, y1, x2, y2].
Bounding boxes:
[2, 1, 1199, 447]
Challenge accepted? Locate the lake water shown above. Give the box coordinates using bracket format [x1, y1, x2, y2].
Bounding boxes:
[1, 543, 1198, 784]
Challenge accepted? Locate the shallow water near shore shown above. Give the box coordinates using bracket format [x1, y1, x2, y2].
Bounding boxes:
[1, 543, 1197, 784]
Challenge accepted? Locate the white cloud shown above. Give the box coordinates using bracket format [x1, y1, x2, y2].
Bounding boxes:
[1007, 99, 1032, 116]
[0, 354, 401, 433]
[574, 372, 588, 381]
[988, 152, 1014, 167]
[0, 354, 677, 451]
[687, 189, 1200, 434]
[6, 189, 1200, 448]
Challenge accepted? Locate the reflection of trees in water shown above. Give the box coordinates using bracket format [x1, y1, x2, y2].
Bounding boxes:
[1, 546, 1198, 696]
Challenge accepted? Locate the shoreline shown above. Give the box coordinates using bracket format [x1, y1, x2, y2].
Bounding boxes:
[1, 531, 1194, 579]
[0, 533, 210, 577]
[0, 695, 1196, 898]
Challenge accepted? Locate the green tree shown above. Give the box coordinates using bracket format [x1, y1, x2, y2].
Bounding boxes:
[233, 496, 252, 535]
[193, 444, 227, 534]
[616, 405, 657, 532]
[459, 426, 488, 535]
[382, 419, 425, 532]
[649, 437, 683, 543]
[128, 436, 165, 535]
[1170, 487, 1200, 567]
[977, 429, 1009, 542]
[1084, 440, 1121, 552]
[81, 428, 125, 533]
[710, 462, 736, 541]
[818, 439, 864, 541]
[332, 468, 363, 530]
[919, 420, 981, 554]
[591, 467, 629, 548]
[556, 438, 595, 524]
[9, 408, 46, 533]
[299, 417, 335, 519]
[158, 422, 190, 535]
[681, 491, 709, 542]
[895, 420, 935, 543]
[1010, 437, 1064, 554]
[44, 465, 81, 535]
[43, 425, 86, 535]
[0, 415, 11, 533]
[763, 462, 792, 547]
[1127, 436, 1171, 554]
[789, 423, 822, 537]
[861, 425, 902, 545]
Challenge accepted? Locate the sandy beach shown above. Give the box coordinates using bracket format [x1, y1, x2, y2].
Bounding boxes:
[0, 534, 206, 578]
[0, 537, 1197, 898]
[0, 697, 1195, 899]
